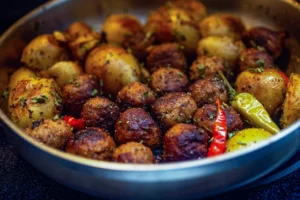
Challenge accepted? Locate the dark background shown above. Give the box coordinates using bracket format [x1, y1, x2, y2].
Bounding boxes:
[0, 1, 299, 199]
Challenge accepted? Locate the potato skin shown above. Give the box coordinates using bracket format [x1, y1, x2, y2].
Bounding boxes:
[24, 119, 72, 149]
[189, 76, 228, 107]
[116, 82, 156, 111]
[112, 142, 154, 164]
[226, 128, 272, 152]
[281, 73, 300, 128]
[197, 36, 245, 66]
[189, 56, 227, 81]
[8, 67, 37, 91]
[242, 27, 287, 58]
[163, 123, 209, 162]
[152, 92, 197, 130]
[66, 21, 92, 41]
[66, 127, 116, 160]
[150, 67, 188, 95]
[42, 61, 83, 88]
[171, 0, 207, 22]
[62, 74, 101, 117]
[115, 108, 162, 149]
[146, 43, 187, 73]
[81, 97, 120, 131]
[199, 14, 246, 40]
[85, 45, 141, 96]
[102, 14, 143, 45]
[21, 34, 69, 70]
[8, 78, 62, 128]
[238, 48, 274, 72]
[193, 104, 243, 134]
[235, 69, 286, 116]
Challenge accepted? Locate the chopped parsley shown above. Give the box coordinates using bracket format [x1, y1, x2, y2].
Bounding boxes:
[31, 95, 48, 104]
[228, 131, 238, 139]
[98, 105, 102, 109]
[20, 97, 27, 107]
[248, 66, 264, 73]
[52, 114, 60, 121]
[256, 59, 265, 68]
[2, 90, 9, 99]
[197, 64, 206, 78]
[54, 97, 62, 106]
[144, 91, 150, 98]
[91, 89, 98, 96]
[237, 141, 247, 146]
[74, 82, 80, 88]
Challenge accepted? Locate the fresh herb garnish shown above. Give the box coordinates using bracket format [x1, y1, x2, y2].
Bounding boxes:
[248, 67, 264, 73]
[144, 91, 150, 98]
[91, 89, 98, 96]
[52, 114, 60, 121]
[20, 97, 27, 107]
[2, 90, 9, 99]
[197, 64, 206, 78]
[256, 59, 265, 68]
[237, 141, 247, 146]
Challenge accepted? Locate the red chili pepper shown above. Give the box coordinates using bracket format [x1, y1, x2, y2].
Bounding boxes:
[278, 70, 289, 87]
[207, 98, 228, 157]
[63, 115, 85, 130]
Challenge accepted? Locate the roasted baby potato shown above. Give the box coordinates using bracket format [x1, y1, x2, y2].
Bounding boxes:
[21, 34, 69, 70]
[170, 0, 207, 22]
[41, 61, 83, 88]
[116, 82, 156, 111]
[226, 128, 272, 152]
[66, 127, 116, 160]
[8, 78, 62, 128]
[102, 14, 143, 45]
[8, 67, 37, 91]
[163, 123, 209, 162]
[197, 36, 245, 67]
[235, 69, 286, 116]
[281, 73, 300, 127]
[85, 45, 141, 96]
[199, 14, 246, 40]
[112, 142, 154, 164]
[66, 21, 93, 41]
[115, 108, 162, 149]
[25, 119, 72, 149]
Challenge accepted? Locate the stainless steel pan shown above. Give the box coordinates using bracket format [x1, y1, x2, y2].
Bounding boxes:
[0, 0, 300, 199]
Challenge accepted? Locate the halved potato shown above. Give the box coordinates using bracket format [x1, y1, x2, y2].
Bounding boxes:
[8, 67, 37, 91]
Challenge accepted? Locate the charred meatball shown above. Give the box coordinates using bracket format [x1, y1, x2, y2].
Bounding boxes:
[81, 97, 120, 131]
[243, 27, 287, 59]
[115, 108, 162, 149]
[152, 92, 197, 130]
[163, 124, 209, 162]
[189, 56, 227, 81]
[112, 142, 154, 164]
[189, 76, 228, 106]
[150, 68, 188, 95]
[62, 74, 101, 117]
[66, 127, 116, 160]
[25, 119, 72, 149]
[193, 104, 243, 134]
[116, 82, 156, 111]
[146, 43, 187, 73]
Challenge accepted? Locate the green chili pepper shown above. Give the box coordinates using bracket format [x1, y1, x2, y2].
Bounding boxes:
[218, 71, 280, 134]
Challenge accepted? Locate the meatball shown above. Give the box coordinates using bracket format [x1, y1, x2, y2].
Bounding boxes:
[189, 56, 227, 81]
[81, 97, 120, 131]
[242, 27, 287, 58]
[112, 142, 154, 164]
[115, 108, 162, 149]
[238, 48, 274, 72]
[193, 104, 243, 134]
[66, 127, 116, 160]
[21, 34, 69, 70]
[62, 74, 101, 117]
[150, 68, 188, 95]
[199, 14, 246, 40]
[66, 21, 93, 41]
[189, 76, 228, 107]
[146, 43, 187, 73]
[116, 82, 156, 111]
[163, 124, 209, 162]
[170, 0, 207, 22]
[152, 92, 197, 130]
[24, 119, 72, 149]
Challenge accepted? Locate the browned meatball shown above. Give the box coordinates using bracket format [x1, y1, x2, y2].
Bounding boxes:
[189, 56, 227, 81]
[189, 76, 228, 107]
[193, 104, 243, 134]
[122, 31, 155, 61]
[163, 124, 209, 162]
[150, 68, 189, 95]
[25, 119, 72, 150]
[116, 82, 156, 111]
[66, 21, 93, 41]
[112, 142, 154, 164]
[152, 92, 197, 130]
[243, 27, 287, 59]
[146, 43, 187, 73]
[115, 108, 162, 149]
[238, 48, 274, 71]
[66, 127, 116, 160]
[62, 74, 101, 117]
[81, 97, 120, 131]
